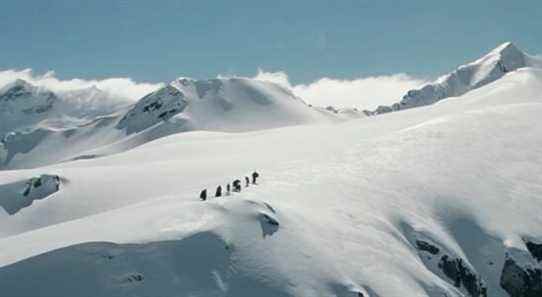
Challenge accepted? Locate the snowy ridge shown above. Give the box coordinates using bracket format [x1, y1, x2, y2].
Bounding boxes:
[1, 67, 542, 296]
[369, 42, 541, 115]
[118, 77, 331, 134]
[0, 77, 340, 170]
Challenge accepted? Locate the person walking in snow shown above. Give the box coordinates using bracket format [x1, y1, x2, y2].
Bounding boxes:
[233, 179, 241, 192]
[245, 176, 250, 187]
[226, 183, 231, 196]
[252, 171, 260, 184]
[200, 189, 207, 201]
[215, 185, 222, 198]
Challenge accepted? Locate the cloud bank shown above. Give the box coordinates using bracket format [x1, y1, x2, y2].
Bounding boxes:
[252, 69, 427, 110]
[0, 69, 162, 100]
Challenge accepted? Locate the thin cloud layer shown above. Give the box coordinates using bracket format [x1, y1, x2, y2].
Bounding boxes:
[0, 69, 162, 100]
[252, 69, 427, 110]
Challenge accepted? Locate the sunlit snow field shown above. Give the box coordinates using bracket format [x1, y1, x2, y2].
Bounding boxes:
[1, 66, 541, 297]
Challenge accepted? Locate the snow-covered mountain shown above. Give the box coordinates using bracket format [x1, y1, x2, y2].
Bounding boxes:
[0, 79, 59, 136]
[369, 42, 541, 114]
[1, 42, 542, 297]
[1, 64, 541, 297]
[0, 77, 341, 169]
[118, 77, 332, 134]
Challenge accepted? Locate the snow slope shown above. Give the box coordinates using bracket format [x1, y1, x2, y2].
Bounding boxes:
[0, 65, 541, 297]
[369, 42, 541, 114]
[0, 77, 340, 170]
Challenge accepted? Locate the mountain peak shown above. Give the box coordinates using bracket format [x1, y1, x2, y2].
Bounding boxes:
[469, 41, 526, 71]
[367, 42, 532, 115]
[0, 79, 34, 94]
[173, 77, 196, 87]
[12, 78, 31, 87]
[491, 41, 520, 55]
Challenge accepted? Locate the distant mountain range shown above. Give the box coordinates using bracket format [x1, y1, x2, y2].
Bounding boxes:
[0, 77, 354, 169]
[1, 42, 539, 170]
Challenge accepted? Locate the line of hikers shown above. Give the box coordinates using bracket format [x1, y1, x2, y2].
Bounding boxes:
[200, 171, 260, 201]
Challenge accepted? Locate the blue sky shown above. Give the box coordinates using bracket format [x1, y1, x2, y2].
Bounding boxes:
[0, 0, 540, 85]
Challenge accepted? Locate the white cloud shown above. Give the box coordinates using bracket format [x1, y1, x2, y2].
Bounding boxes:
[252, 69, 427, 110]
[0, 69, 162, 100]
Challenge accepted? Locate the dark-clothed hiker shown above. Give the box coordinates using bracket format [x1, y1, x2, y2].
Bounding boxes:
[233, 179, 241, 192]
[245, 176, 250, 187]
[200, 189, 207, 201]
[226, 183, 231, 195]
[252, 171, 260, 184]
[215, 185, 222, 197]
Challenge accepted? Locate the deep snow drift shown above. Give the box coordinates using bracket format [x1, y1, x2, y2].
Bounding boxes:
[1, 54, 542, 297]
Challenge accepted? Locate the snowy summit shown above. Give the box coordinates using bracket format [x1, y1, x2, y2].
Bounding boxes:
[369, 42, 540, 114]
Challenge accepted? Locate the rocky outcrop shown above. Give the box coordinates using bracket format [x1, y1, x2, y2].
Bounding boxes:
[0, 174, 61, 215]
[416, 240, 440, 255]
[409, 232, 486, 297]
[22, 175, 61, 197]
[500, 240, 542, 297]
[439, 255, 485, 297]
[525, 241, 542, 262]
[117, 85, 188, 134]
[500, 257, 542, 297]
[0, 79, 57, 115]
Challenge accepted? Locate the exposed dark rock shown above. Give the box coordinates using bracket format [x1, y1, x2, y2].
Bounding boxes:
[158, 108, 181, 119]
[262, 214, 279, 226]
[500, 258, 542, 297]
[1, 84, 28, 101]
[117, 85, 188, 134]
[374, 105, 393, 115]
[22, 175, 60, 197]
[525, 241, 542, 262]
[438, 255, 482, 297]
[1, 174, 61, 215]
[416, 240, 440, 255]
[123, 273, 144, 283]
[142, 100, 163, 112]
